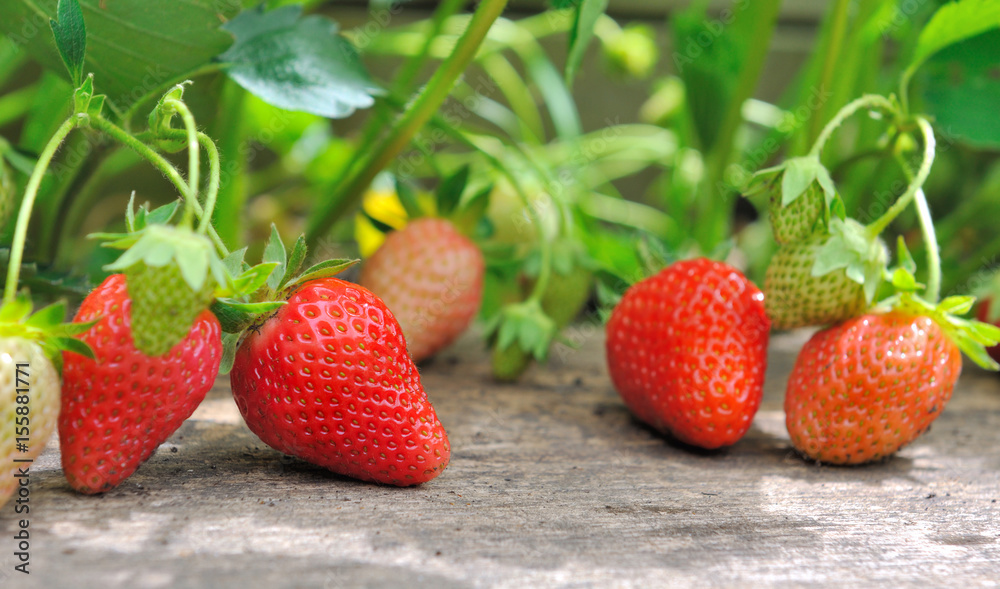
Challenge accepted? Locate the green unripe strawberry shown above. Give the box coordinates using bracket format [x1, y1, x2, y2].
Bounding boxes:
[125, 262, 216, 356]
[745, 156, 837, 245]
[769, 183, 825, 244]
[765, 234, 868, 330]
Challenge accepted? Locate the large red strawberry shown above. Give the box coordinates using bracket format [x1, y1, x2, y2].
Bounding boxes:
[605, 258, 771, 449]
[230, 277, 450, 486]
[785, 288, 1000, 465]
[60, 274, 222, 494]
[785, 312, 961, 464]
[360, 217, 483, 363]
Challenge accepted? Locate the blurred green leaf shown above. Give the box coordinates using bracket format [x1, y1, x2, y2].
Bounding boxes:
[218, 5, 382, 119]
[0, 0, 240, 112]
[920, 29, 1000, 148]
[908, 0, 1000, 75]
[565, 0, 608, 85]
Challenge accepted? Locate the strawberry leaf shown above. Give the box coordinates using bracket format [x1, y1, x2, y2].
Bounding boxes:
[813, 218, 888, 303]
[281, 259, 357, 292]
[211, 298, 286, 333]
[394, 177, 424, 220]
[436, 165, 470, 217]
[219, 332, 241, 375]
[232, 262, 280, 297]
[781, 157, 819, 206]
[285, 236, 308, 282]
[23, 301, 66, 328]
[938, 295, 976, 316]
[221, 247, 249, 277]
[49, 0, 87, 88]
[263, 224, 288, 291]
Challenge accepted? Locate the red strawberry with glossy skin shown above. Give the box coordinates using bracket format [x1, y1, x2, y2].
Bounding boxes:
[785, 312, 962, 465]
[605, 258, 771, 449]
[230, 277, 450, 486]
[360, 218, 483, 363]
[60, 274, 222, 494]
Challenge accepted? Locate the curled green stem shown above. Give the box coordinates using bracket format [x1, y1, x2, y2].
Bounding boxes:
[90, 116, 228, 256]
[867, 116, 936, 237]
[809, 94, 899, 158]
[162, 98, 200, 228]
[4, 115, 80, 304]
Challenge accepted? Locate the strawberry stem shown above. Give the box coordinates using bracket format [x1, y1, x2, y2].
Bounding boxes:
[866, 116, 936, 238]
[3, 115, 81, 304]
[808, 94, 898, 159]
[90, 115, 229, 256]
[161, 98, 200, 229]
[305, 0, 510, 244]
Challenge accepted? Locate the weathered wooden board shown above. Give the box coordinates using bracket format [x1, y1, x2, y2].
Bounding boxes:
[3, 330, 1000, 588]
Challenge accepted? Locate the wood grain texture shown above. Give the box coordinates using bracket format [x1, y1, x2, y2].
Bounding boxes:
[3, 329, 1000, 588]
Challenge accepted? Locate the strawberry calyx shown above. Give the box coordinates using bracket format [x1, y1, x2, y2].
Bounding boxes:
[875, 251, 1000, 370]
[0, 294, 95, 371]
[744, 156, 840, 215]
[483, 298, 557, 362]
[92, 196, 229, 356]
[812, 217, 889, 303]
[212, 224, 357, 372]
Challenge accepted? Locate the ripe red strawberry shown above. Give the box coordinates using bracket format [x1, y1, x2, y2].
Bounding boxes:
[975, 298, 1000, 364]
[60, 274, 222, 494]
[360, 217, 483, 362]
[1, 337, 60, 506]
[785, 311, 962, 464]
[605, 258, 771, 449]
[230, 277, 450, 486]
[765, 234, 868, 329]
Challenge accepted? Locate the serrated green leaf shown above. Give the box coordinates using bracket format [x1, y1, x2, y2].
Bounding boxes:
[285, 235, 308, 281]
[909, 0, 1000, 75]
[282, 258, 358, 290]
[0, 0, 241, 111]
[49, 0, 87, 87]
[565, 0, 609, 85]
[219, 5, 382, 119]
[437, 165, 470, 217]
[263, 224, 287, 290]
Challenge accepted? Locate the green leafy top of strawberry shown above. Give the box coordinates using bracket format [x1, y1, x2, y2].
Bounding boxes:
[483, 298, 557, 361]
[744, 155, 838, 211]
[812, 217, 889, 303]
[876, 240, 1000, 370]
[0, 294, 94, 371]
[212, 225, 357, 372]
